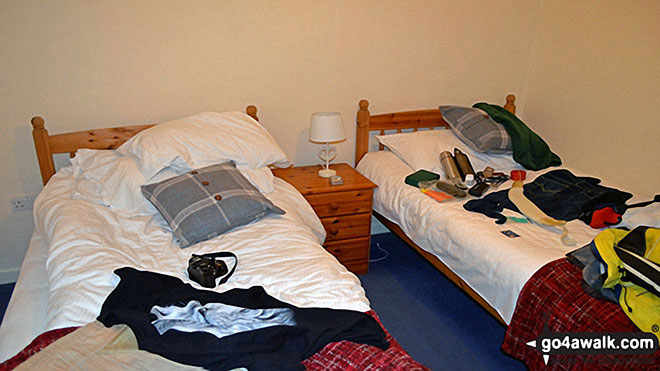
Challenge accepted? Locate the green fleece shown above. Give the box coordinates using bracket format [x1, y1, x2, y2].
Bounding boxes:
[473, 102, 561, 171]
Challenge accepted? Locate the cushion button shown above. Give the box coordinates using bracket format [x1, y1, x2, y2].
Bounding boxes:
[202, 181, 209, 186]
[214, 195, 222, 201]
[191, 171, 198, 175]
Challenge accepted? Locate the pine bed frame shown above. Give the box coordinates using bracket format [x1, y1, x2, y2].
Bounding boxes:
[355, 95, 516, 324]
[30, 106, 259, 185]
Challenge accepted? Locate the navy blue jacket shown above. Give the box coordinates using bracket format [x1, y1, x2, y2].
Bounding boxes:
[464, 170, 632, 224]
[98, 267, 388, 371]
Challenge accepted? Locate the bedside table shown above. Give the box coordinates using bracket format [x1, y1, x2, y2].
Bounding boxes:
[272, 163, 377, 274]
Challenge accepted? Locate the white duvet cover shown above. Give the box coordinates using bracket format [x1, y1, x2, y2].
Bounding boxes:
[0, 167, 369, 362]
[357, 151, 602, 324]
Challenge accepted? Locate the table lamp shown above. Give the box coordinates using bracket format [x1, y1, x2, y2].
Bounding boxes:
[309, 112, 346, 177]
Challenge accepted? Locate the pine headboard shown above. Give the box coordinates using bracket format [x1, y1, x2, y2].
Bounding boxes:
[355, 95, 516, 164]
[31, 106, 259, 185]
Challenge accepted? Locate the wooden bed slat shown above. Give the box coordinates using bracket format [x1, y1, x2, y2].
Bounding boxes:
[368, 110, 449, 130]
[31, 105, 260, 185]
[47, 124, 156, 154]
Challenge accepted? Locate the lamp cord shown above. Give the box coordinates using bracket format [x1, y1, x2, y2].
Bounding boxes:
[369, 242, 390, 263]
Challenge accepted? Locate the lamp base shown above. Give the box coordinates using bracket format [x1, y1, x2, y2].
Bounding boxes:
[318, 168, 336, 178]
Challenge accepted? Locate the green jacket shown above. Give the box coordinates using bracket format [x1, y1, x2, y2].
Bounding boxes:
[473, 103, 561, 171]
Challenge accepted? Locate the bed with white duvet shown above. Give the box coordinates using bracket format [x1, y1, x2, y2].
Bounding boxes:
[0, 111, 371, 363]
[355, 123, 657, 325]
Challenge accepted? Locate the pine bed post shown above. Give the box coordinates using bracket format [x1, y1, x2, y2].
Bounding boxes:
[246, 105, 258, 121]
[356, 99, 370, 165]
[504, 94, 516, 114]
[31, 116, 55, 185]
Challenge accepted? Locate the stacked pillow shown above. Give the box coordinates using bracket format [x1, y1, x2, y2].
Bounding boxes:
[438, 106, 512, 154]
[117, 111, 290, 179]
[141, 162, 285, 248]
[70, 149, 176, 214]
[376, 103, 566, 177]
[69, 110, 290, 246]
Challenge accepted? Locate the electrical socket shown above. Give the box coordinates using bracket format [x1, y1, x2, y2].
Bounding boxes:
[10, 194, 37, 211]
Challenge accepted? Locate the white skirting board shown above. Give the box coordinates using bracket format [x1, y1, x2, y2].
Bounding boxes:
[371, 215, 389, 235]
[0, 269, 19, 284]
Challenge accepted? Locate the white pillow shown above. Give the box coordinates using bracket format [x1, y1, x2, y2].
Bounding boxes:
[376, 129, 521, 178]
[235, 166, 275, 194]
[70, 149, 156, 214]
[70, 148, 120, 178]
[164, 160, 275, 194]
[70, 149, 277, 215]
[117, 111, 290, 179]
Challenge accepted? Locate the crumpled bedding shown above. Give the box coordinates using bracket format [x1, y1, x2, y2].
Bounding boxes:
[32, 166, 371, 332]
[357, 151, 601, 323]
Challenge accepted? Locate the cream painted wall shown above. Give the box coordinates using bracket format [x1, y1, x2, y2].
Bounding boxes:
[0, 0, 539, 281]
[522, 0, 660, 196]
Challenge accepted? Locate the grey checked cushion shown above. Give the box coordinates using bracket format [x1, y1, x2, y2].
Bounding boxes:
[439, 106, 512, 154]
[142, 161, 284, 247]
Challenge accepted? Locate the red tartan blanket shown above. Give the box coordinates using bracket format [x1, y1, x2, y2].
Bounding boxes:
[502, 258, 660, 370]
[0, 310, 428, 371]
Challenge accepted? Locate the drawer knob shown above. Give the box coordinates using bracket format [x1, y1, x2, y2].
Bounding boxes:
[330, 203, 340, 211]
[331, 219, 339, 224]
[333, 248, 341, 253]
[329, 228, 339, 235]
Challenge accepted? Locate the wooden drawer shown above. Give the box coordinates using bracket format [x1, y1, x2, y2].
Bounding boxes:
[320, 213, 371, 242]
[342, 260, 369, 275]
[324, 237, 370, 263]
[305, 190, 372, 218]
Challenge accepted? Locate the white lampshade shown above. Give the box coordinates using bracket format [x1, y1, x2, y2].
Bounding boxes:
[309, 112, 346, 143]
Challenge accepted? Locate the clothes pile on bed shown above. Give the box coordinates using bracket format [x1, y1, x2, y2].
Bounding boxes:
[1, 311, 423, 371]
[0, 110, 428, 369]
[3, 268, 417, 371]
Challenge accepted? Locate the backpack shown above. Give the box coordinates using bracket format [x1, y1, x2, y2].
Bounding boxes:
[592, 227, 660, 340]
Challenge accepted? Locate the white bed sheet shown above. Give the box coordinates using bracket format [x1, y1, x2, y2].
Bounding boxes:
[0, 233, 49, 361]
[357, 151, 601, 324]
[0, 167, 370, 362]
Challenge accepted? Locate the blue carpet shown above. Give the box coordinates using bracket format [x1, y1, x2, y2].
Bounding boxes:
[0, 283, 15, 325]
[360, 233, 524, 370]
